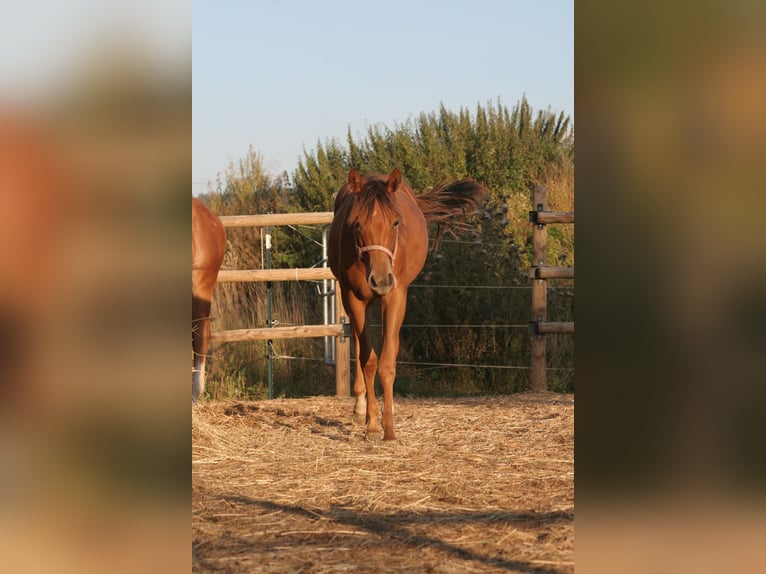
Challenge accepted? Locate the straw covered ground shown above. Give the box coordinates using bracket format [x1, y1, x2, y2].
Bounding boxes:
[192, 393, 573, 573]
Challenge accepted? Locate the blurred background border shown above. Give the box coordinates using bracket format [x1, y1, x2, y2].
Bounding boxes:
[1, 1, 765, 572]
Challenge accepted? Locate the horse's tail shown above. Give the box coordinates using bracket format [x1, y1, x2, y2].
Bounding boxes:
[415, 178, 487, 251]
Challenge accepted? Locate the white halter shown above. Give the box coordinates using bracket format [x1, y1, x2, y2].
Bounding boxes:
[356, 225, 399, 263]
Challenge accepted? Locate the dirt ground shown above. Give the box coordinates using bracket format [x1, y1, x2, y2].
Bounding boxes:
[192, 393, 573, 573]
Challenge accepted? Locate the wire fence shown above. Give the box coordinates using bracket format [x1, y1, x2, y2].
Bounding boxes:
[213, 222, 573, 390]
[265, 353, 574, 373]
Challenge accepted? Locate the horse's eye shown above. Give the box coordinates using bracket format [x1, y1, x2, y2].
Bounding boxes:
[393, 220, 400, 228]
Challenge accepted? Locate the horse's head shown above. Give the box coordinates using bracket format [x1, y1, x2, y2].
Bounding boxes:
[348, 168, 402, 296]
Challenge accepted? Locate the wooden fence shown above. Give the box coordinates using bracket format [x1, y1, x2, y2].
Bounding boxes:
[208, 199, 572, 397]
[209, 212, 351, 398]
[528, 185, 574, 391]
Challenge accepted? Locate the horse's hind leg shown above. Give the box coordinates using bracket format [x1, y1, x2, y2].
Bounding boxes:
[192, 293, 212, 402]
[351, 332, 367, 426]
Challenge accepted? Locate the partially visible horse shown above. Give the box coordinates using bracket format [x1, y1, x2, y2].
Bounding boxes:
[329, 168, 485, 440]
[192, 198, 226, 402]
[0, 112, 70, 407]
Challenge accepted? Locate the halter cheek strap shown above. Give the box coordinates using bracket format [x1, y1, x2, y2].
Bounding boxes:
[356, 226, 399, 264]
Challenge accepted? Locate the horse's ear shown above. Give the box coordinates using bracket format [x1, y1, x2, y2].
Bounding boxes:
[387, 168, 402, 193]
[348, 168, 362, 193]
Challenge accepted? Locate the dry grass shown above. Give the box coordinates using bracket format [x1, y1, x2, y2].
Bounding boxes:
[193, 393, 573, 573]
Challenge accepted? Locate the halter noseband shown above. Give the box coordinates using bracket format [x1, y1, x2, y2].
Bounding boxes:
[356, 225, 399, 264]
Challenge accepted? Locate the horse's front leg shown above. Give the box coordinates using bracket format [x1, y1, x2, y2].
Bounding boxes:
[379, 288, 406, 441]
[343, 293, 379, 433]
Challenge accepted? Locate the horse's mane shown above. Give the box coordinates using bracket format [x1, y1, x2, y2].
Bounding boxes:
[348, 177, 401, 223]
[342, 170, 485, 252]
[415, 178, 486, 251]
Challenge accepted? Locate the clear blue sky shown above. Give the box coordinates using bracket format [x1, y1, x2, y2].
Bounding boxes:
[193, 0, 573, 193]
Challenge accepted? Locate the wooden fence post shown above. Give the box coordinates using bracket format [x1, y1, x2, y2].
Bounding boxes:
[530, 185, 548, 391]
[334, 282, 351, 397]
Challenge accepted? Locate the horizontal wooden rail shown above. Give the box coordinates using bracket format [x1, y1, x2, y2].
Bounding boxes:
[529, 210, 574, 225]
[537, 321, 575, 335]
[530, 266, 575, 280]
[219, 212, 334, 227]
[217, 267, 336, 282]
[211, 324, 344, 343]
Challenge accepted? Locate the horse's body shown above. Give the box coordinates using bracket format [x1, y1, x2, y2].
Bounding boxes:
[329, 168, 485, 440]
[192, 198, 226, 402]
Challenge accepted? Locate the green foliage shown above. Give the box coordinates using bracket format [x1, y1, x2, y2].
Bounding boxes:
[291, 97, 573, 206]
[201, 97, 574, 400]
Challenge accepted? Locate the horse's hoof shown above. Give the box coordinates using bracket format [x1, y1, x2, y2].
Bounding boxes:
[352, 411, 366, 426]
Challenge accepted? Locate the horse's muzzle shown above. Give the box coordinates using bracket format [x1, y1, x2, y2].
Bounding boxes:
[368, 270, 396, 295]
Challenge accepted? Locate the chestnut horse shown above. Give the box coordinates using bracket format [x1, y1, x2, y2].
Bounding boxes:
[192, 198, 226, 402]
[329, 168, 485, 440]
